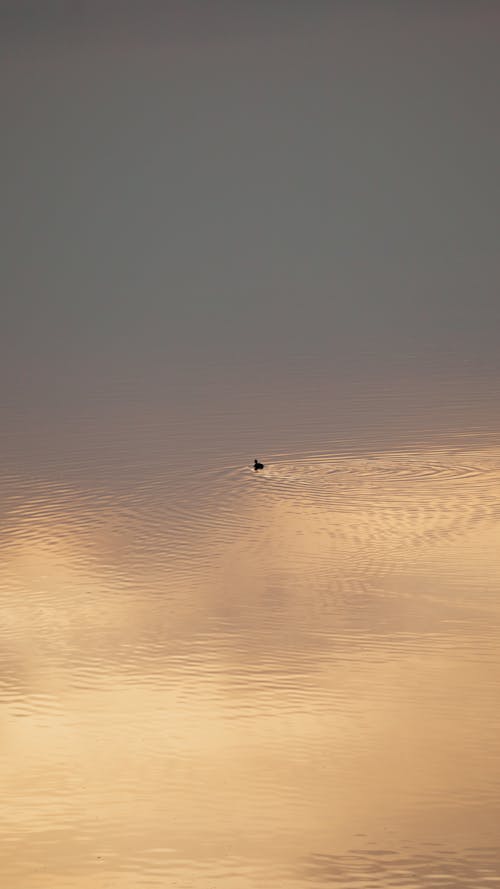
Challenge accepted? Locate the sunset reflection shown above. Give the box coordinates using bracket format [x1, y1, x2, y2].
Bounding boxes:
[2, 445, 500, 886]
[2, 1, 500, 884]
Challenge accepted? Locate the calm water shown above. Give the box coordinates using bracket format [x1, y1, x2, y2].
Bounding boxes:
[1, 354, 500, 888]
[2, 6, 500, 886]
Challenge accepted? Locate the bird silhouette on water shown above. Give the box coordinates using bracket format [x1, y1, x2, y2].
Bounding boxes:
[254, 458, 264, 471]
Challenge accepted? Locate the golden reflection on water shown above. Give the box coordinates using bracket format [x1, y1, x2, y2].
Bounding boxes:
[1, 444, 500, 887]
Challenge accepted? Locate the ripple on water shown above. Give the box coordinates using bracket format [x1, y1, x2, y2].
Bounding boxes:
[1, 441, 500, 888]
[182, 446, 500, 578]
[296, 845, 500, 888]
[2, 444, 499, 600]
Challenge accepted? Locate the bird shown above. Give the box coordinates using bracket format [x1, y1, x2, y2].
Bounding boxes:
[254, 458, 264, 471]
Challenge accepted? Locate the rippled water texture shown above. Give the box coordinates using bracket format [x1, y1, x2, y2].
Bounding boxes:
[3, 4, 500, 886]
[2, 426, 500, 887]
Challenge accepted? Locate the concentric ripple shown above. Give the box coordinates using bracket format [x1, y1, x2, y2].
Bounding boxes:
[187, 446, 500, 560]
[257, 446, 500, 492]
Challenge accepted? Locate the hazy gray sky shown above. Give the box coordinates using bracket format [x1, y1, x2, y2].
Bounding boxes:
[2, 1, 499, 397]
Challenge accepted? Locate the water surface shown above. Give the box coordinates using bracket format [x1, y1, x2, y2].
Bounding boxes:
[2, 366, 500, 887]
[2, 4, 500, 886]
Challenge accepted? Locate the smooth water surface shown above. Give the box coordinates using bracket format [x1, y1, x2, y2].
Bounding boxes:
[2, 4, 500, 887]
